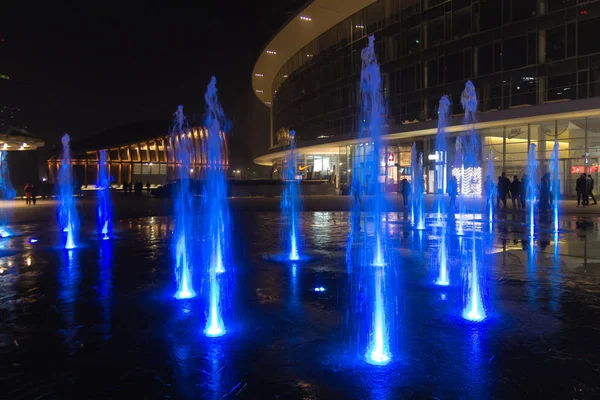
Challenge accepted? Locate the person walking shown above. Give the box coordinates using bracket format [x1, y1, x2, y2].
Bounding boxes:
[521, 174, 528, 209]
[31, 184, 38, 205]
[510, 175, 522, 209]
[588, 175, 597, 205]
[24, 183, 32, 205]
[400, 177, 410, 208]
[576, 173, 587, 207]
[146, 181, 151, 197]
[497, 172, 511, 209]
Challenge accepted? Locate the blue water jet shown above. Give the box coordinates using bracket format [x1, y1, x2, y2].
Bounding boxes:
[485, 150, 495, 232]
[202, 76, 232, 337]
[171, 106, 197, 300]
[462, 234, 486, 322]
[435, 95, 450, 221]
[434, 96, 450, 286]
[550, 138, 560, 233]
[526, 144, 538, 238]
[411, 143, 425, 230]
[97, 150, 112, 240]
[458, 81, 481, 235]
[281, 130, 302, 261]
[459, 82, 486, 321]
[58, 134, 78, 249]
[349, 35, 392, 365]
[0, 150, 15, 237]
[454, 137, 466, 235]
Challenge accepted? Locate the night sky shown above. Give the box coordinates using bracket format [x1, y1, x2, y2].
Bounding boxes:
[0, 0, 301, 165]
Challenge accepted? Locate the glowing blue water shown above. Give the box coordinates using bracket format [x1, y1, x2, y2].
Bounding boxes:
[172, 105, 197, 300]
[0, 150, 15, 237]
[435, 95, 450, 221]
[462, 234, 486, 322]
[550, 138, 560, 233]
[527, 144, 538, 238]
[348, 35, 391, 365]
[486, 150, 495, 232]
[97, 150, 112, 240]
[435, 96, 450, 286]
[281, 130, 301, 261]
[411, 143, 425, 230]
[58, 134, 78, 249]
[202, 76, 231, 337]
[435, 231, 449, 286]
[458, 81, 481, 235]
[459, 81, 486, 322]
[454, 137, 466, 236]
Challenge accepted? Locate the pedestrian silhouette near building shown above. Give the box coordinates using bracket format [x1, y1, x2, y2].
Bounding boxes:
[497, 172, 511, 209]
[31, 184, 38, 205]
[576, 173, 587, 207]
[510, 175, 522, 209]
[400, 177, 411, 208]
[24, 183, 32, 205]
[587, 174, 597, 205]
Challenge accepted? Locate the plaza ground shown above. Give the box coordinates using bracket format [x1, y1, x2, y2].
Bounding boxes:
[2, 194, 600, 225]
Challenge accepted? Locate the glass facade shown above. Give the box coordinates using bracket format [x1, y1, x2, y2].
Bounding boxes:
[329, 115, 600, 195]
[271, 0, 600, 147]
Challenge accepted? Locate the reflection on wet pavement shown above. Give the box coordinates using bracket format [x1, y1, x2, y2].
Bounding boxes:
[0, 212, 599, 399]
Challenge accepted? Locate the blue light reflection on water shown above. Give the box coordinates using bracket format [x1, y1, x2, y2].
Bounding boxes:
[98, 240, 113, 339]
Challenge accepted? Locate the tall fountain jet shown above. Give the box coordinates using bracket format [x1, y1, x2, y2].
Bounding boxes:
[58, 134, 78, 250]
[459, 81, 486, 322]
[411, 143, 425, 230]
[457, 81, 481, 235]
[454, 137, 466, 235]
[550, 138, 560, 233]
[172, 105, 197, 300]
[526, 144, 538, 238]
[281, 130, 302, 261]
[486, 150, 495, 232]
[435, 95, 450, 220]
[97, 150, 112, 240]
[0, 150, 15, 237]
[435, 96, 450, 286]
[348, 35, 392, 365]
[203, 76, 231, 337]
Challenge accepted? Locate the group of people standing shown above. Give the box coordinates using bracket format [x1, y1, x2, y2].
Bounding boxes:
[491, 172, 527, 210]
[23, 183, 38, 205]
[490, 172, 558, 212]
[576, 173, 597, 207]
[398, 170, 597, 211]
[123, 181, 151, 197]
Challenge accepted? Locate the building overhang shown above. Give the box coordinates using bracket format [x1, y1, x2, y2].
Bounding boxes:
[0, 126, 45, 151]
[254, 98, 600, 166]
[252, 0, 375, 107]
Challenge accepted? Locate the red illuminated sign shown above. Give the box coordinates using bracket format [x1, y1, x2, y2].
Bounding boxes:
[572, 166, 599, 173]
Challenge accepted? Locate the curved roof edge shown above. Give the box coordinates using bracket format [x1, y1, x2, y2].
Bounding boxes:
[252, 0, 375, 107]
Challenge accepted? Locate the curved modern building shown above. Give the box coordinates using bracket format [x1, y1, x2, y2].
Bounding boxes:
[47, 120, 228, 187]
[253, 0, 600, 194]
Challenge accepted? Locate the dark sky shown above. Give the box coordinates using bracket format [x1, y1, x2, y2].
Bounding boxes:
[0, 0, 301, 164]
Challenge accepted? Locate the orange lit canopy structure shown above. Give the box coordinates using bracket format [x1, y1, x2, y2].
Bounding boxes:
[47, 121, 228, 186]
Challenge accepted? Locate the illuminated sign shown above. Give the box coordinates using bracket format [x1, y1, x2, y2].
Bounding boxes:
[572, 166, 599, 173]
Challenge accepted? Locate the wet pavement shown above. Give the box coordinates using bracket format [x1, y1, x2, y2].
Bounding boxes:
[1, 211, 599, 399]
